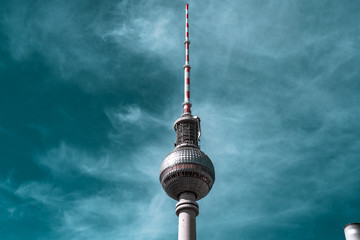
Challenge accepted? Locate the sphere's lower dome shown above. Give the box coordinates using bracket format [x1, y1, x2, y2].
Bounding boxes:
[159, 147, 215, 201]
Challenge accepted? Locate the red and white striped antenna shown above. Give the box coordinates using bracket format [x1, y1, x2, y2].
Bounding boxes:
[183, 3, 192, 115]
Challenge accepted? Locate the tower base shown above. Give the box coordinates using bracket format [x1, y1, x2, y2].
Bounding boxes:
[176, 192, 199, 240]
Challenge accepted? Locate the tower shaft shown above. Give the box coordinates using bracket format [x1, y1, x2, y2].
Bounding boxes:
[176, 192, 199, 240]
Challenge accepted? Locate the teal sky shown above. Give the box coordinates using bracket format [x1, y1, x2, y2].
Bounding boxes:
[1, 0, 360, 239]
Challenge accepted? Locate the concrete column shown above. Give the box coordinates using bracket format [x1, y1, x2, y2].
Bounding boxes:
[176, 192, 199, 240]
[345, 223, 360, 240]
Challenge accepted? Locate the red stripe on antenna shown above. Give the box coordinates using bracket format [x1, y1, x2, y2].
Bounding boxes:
[186, 78, 190, 84]
[186, 91, 190, 98]
[186, 55, 189, 61]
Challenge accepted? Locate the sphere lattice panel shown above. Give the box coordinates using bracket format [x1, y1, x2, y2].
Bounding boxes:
[159, 147, 215, 201]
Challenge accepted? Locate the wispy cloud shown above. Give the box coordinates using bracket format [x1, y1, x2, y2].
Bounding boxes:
[194, 99, 360, 237]
[106, 105, 169, 128]
[15, 182, 63, 207]
[0, 176, 173, 240]
[1, 0, 182, 92]
[37, 141, 146, 184]
[0, 136, 175, 240]
[101, 3, 180, 59]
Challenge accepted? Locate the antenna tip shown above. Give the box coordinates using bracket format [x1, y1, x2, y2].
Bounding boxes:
[186, 3, 189, 9]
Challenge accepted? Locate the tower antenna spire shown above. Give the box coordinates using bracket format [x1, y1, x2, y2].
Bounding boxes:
[183, 3, 192, 114]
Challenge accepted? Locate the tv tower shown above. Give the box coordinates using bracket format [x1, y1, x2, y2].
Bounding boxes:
[159, 4, 215, 240]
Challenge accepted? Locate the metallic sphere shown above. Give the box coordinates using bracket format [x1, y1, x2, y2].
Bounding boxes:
[159, 147, 215, 201]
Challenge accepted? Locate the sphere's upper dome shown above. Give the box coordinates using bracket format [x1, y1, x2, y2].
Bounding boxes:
[159, 147, 215, 201]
